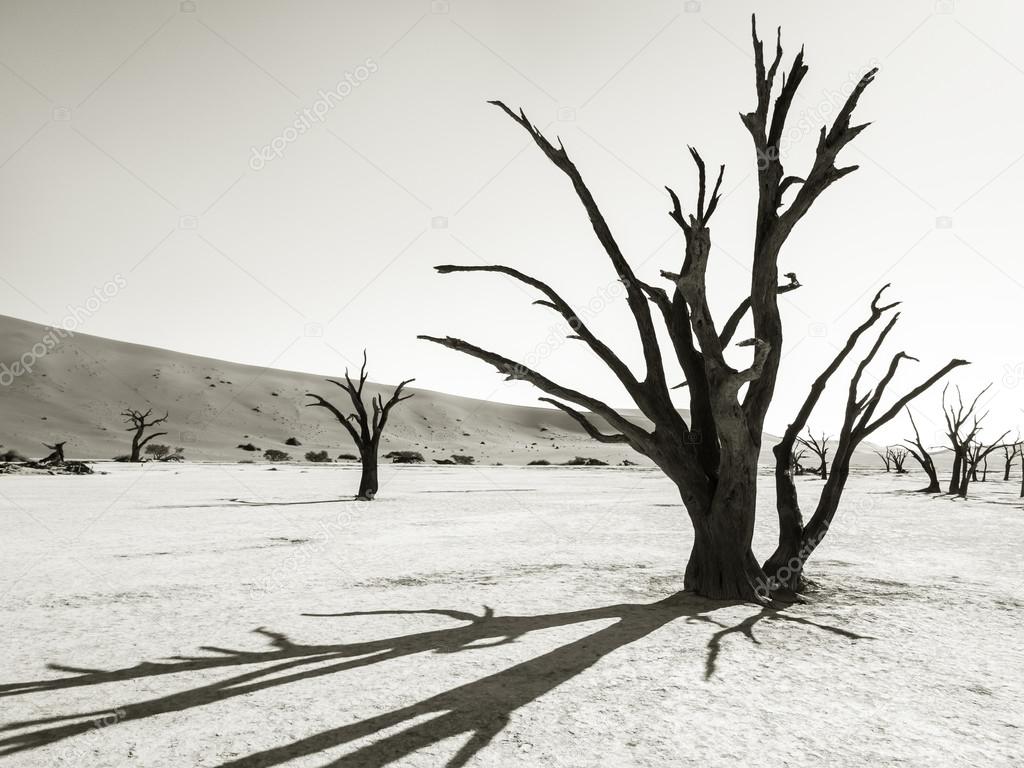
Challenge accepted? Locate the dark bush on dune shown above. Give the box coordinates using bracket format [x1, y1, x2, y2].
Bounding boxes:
[264, 449, 291, 462]
[562, 456, 608, 466]
[385, 450, 424, 464]
[450, 454, 475, 465]
[285, 437, 302, 446]
[527, 459, 551, 466]
[305, 450, 331, 462]
[237, 443, 260, 452]
[337, 453, 358, 461]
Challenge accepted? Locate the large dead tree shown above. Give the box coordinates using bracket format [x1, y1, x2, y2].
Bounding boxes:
[419, 19, 965, 602]
[904, 409, 941, 492]
[305, 352, 414, 500]
[121, 409, 168, 462]
[941, 384, 990, 494]
[796, 430, 830, 478]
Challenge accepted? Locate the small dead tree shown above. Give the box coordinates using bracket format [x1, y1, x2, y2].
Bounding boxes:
[796, 430, 830, 478]
[904, 409, 941, 492]
[121, 409, 168, 462]
[887, 446, 909, 474]
[790, 447, 807, 476]
[960, 434, 1010, 498]
[305, 352, 414, 500]
[873, 448, 892, 472]
[1002, 441, 1021, 481]
[941, 384, 990, 494]
[40, 441, 66, 465]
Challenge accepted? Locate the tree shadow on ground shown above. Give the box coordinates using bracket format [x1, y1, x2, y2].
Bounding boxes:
[0, 594, 870, 766]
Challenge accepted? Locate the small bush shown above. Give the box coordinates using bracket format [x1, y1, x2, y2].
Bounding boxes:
[434, 458, 456, 465]
[264, 449, 291, 462]
[305, 450, 331, 463]
[144, 444, 170, 459]
[527, 459, 550, 466]
[285, 437, 302, 446]
[620, 459, 638, 466]
[237, 443, 260, 452]
[0, 449, 28, 462]
[562, 456, 608, 466]
[337, 453, 358, 461]
[385, 450, 424, 464]
[450, 454, 475, 465]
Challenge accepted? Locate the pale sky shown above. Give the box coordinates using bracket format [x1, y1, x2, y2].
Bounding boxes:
[2, 0, 1022, 446]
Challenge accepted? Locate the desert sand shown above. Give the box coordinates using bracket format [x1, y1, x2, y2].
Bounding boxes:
[1, 464, 1021, 766]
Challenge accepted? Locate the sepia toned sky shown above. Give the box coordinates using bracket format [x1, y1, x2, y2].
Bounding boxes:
[2, 0, 1022, 444]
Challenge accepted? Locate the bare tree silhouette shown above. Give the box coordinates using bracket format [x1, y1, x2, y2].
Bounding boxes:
[120, 409, 168, 463]
[420, 20, 964, 601]
[887, 446, 909, 474]
[796, 430, 830, 478]
[904, 409, 941, 492]
[39, 441, 66, 465]
[874, 448, 892, 472]
[941, 384, 991, 494]
[306, 351, 414, 500]
[1001, 440, 1021, 481]
[960, 434, 1010, 498]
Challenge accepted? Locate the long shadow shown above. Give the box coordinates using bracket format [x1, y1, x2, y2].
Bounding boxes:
[153, 498, 359, 509]
[0, 595, 869, 766]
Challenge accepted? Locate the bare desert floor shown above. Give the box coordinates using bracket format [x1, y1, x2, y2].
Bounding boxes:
[1, 465, 1022, 767]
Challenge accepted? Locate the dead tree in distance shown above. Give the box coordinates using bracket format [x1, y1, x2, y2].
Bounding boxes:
[796, 430, 830, 478]
[941, 384, 990, 494]
[306, 352, 414, 500]
[873, 448, 892, 472]
[121, 409, 168, 463]
[888, 446, 909, 473]
[1001, 440, 1021, 481]
[420, 19, 965, 602]
[904, 408, 941, 492]
[960, 434, 1009, 498]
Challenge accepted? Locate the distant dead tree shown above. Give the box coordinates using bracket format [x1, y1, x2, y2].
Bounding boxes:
[941, 384, 990, 494]
[887, 446, 909, 474]
[790, 447, 808, 476]
[796, 430, 830, 478]
[121, 409, 169, 463]
[305, 352, 414, 500]
[873, 448, 892, 472]
[904, 409, 941, 493]
[420, 19, 964, 601]
[40, 441, 66, 464]
[960, 434, 1009, 498]
[1001, 440, 1021, 481]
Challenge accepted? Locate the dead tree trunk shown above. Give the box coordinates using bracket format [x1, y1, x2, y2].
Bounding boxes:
[1002, 441, 1021, 481]
[905, 409, 941, 492]
[797, 430, 830, 479]
[306, 352, 414, 501]
[420, 21, 964, 602]
[121, 409, 168, 462]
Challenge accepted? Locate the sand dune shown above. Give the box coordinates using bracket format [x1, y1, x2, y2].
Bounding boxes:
[0, 314, 883, 467]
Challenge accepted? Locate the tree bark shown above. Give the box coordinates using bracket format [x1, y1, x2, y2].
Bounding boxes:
[358, 453, 379, 500]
